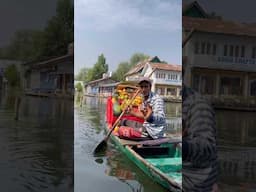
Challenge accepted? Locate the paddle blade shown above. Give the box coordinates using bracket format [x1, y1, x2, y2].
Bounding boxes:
[93, 139, 107, 155]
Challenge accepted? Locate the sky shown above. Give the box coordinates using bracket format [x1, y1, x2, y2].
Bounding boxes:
[0, 0, 57, 47]
[184, 0, 256, 23]
[74, 0, 182, 75]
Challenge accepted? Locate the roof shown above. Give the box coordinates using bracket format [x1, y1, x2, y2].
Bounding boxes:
[125, 56, 170, 76]
[183, 16, 256, 37]
[85, 77, 116, 86]
[182, 1, 208, 18]
[125, 61, 146, 76]
[125, 61, 181, 77]
[150, 63, 181, 72]
[98, 82, 119, 87]
[33, 55, 73, 69]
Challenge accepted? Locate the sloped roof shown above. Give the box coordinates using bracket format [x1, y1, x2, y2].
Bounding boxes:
[182, 1, 208, 18]
[125, 61, 146, 76]
[85, 77, 117, 86]
[150, 63, 181, 72]
[183, 16, 256, 37]
[125, 56, 162, 76]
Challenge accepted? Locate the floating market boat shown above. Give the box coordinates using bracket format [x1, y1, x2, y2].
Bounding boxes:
[105, 82, 182, 191]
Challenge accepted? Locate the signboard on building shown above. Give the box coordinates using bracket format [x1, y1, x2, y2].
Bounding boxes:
[217, 56, 256, 65]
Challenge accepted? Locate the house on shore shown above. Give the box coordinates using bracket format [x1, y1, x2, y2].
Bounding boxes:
[125, 56, 182, 101]
[23, 43, 74, 98]
[183, 1, 256, 109]
[84, 73, 117, 97]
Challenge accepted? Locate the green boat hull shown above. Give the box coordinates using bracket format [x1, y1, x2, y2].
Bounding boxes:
[110, 134, 182, 191]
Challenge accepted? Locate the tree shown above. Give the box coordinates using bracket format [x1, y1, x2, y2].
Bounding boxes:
[4, 64, 20, 87]
[112, 62, 130, 81]
[75, 67, 88, 81]
[88, 54, 108, 81]
[111, 53, 150, 81]
[75, 82, 83, 92]
[0, 30, 44, 61]
[76, 54, 108, 83]
[129, 53, 150, 68]
[0, 0, 73, 61]
[42, 0, 74, 57]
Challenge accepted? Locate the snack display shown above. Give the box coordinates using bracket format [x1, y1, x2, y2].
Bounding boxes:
[112, 84, 143, 114]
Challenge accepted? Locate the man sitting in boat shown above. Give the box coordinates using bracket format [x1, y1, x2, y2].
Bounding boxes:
[120, 77, 167, 140]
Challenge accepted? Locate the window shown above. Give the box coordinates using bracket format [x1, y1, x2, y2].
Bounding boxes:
[201, 42, 205, 54]
[220, 76, 242, 96]
[193, 74, 200, 92]
[212, 44, 216, 55]
[229, 45, 234, 56]
[193, 74, 215, 95]
[194, 42, 199, 54]
[224, 45, 228, 56]
[250, 80, 256, 96]
[252, 47, 256, 58]
[235, 46, 239, 57]
[156, 87, 165, 95]
[167, 88, 176, 96]
[241, 46, 245, 57]
[206, 43, 211, 54]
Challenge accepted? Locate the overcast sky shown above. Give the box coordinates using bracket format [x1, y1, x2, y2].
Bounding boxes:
[184, 0, 256, 23]
[75, 0, 182, 75]
[0, 0, 58, 47]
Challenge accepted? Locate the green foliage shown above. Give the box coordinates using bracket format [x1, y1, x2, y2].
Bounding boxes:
[76, 52, 149, 83]
[0, 0, 73, 61]
[0, 30, 44, 61]
[112, 53, 149, 81]
[42, 0, 74, 57]
[75, 67, 88, 81]
[111, 62, 130, 81]
[91, 54, 108, 80]
[4, 64, 20, 87]
[85, 54, 108, 82]
[129, 53, 150, 68]
[75, 82, 83, 92]
[76, 54, 108, 83]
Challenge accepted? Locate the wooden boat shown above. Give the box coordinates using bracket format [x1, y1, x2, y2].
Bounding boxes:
[107, 127, 182, 191]
[104, 82, 182, 191]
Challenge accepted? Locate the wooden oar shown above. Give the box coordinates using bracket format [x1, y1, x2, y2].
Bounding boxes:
[93, 88, 141, 155]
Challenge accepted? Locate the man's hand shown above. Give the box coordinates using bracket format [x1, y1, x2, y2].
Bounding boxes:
[144, 104, 152, 121]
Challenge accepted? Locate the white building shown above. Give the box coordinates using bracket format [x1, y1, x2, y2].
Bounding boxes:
[125, 56, 182, 98]
[183, 1, 256, 107]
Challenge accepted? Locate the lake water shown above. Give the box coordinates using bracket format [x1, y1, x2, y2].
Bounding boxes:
[1, 90, 255, 191]
[75, 95, 256, 192]
[74, 96, 181, 192]
[0, 91, 73, 192]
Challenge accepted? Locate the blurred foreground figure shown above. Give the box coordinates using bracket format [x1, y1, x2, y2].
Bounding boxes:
[182, 83, 218, 191]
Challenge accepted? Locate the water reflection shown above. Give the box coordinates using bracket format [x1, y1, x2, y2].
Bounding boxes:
[216, 110, 256, 190]
[0, 91, 73, 192]
[105, 150, 168, 192]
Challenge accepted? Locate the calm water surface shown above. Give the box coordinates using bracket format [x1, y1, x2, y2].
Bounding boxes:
[75, 95, 256, 192]
[0, 91, 73, 192]
[74, 96, 181, 192]
[216, 110, 256, 191]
